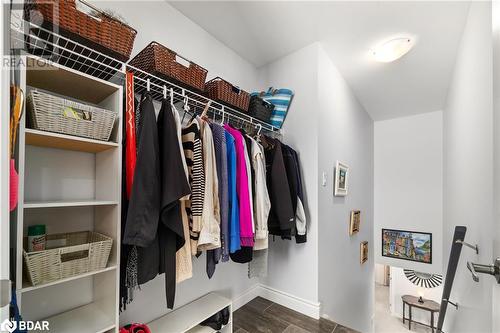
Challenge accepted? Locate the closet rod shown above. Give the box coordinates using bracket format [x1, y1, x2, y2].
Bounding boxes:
[127, 64, 280, 133]
[133, 78, 275, 134]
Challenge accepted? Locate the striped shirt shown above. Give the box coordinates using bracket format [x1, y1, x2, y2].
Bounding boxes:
[182, 119, 205, 254]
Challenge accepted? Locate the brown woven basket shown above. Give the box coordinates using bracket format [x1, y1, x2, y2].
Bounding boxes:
[205, 77, 250, 112]
[25, 0, 137, 62]
[129, 42, 208, 92]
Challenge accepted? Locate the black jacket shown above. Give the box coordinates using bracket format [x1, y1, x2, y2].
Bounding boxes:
[124, 96, 190, 309]
[262, 137, 295, 238]
[123, 94, 161, 248]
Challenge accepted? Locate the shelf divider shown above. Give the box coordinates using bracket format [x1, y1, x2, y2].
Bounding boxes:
[24, 200, 118, 209]
[31, 302, 116, 333]
[20, 266, 117, 293]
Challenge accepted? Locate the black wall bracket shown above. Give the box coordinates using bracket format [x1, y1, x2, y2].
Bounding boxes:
[442, 299, 458, 310]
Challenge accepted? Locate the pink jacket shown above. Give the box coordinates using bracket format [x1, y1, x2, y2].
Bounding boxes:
[223, 125, 254, 247]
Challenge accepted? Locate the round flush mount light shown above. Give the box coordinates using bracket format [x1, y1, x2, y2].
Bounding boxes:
[371, 37, 415, 63]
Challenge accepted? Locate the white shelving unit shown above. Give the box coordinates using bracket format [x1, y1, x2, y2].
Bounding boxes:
[14, 55, 122, 333]
[148, 293, 233, 333]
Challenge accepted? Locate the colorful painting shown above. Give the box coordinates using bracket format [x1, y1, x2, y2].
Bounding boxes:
[382, 229, 432, 264]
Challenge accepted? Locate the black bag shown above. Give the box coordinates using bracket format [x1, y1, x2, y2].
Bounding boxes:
[248, 95, 274, 123]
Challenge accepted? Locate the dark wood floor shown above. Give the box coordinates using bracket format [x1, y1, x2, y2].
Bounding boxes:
[233, 297, 360, 333]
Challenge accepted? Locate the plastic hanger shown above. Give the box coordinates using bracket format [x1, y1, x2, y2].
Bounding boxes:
[256, 123, 262, 138]
[220, 106, 225, 125]
[163, 85, 167, 99]
[146, 78, 150, 92]
[201, 100, 211, 119]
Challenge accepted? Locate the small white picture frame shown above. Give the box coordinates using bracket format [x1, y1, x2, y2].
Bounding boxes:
[334, 161, 349, 196]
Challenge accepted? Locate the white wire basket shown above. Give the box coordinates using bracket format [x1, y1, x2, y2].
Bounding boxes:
[27, 89, 117, 141]
[23, 231, 113, 286]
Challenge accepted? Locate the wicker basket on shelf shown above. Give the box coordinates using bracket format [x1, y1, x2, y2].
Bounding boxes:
[205, 77, 250, 112]
[24, 231, 112, 286]
[24, 0, 137, 62]
[128, 41, 208, 92]
[27, 89, 117, 141]
[248, 95, 275, 123]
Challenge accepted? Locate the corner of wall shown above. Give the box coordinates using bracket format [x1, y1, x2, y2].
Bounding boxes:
[317, 46, 375, 333]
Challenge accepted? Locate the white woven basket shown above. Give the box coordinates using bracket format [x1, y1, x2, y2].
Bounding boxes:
[23, 231, 113, 286]
[27, 89, 117, 141]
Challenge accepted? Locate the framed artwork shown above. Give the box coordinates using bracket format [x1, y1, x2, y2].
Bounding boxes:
[382, 229, 432, 264]
[349, 210, 361, 236]
[334, 161, 349, 196]
[360, 241, 368, 264]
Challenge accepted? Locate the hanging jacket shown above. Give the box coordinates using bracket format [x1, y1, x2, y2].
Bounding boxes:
[249, 137, 270, 250]
[262, 136, 294, 239]
[240, 132, 255, 234]
[225, 131, 241, 253]
[172, 104, 193, 283]
[123, 94, 161, 248]
[208, 123, 229, 266]
[156, 99, 191, 309]
[223, 125, 254, 247]
[198, 119, 221, 252]
[182, 118, 205, 255]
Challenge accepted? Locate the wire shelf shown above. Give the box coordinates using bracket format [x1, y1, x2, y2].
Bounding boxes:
[12, 21, 125, 84]
[13, 20, 281, 134]
[127, 64, 280, 133]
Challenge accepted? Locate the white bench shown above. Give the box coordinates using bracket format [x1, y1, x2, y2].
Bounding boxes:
[148, 293, 232, 333]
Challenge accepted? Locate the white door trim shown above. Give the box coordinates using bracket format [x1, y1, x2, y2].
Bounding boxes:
[1, 0, 11, 322]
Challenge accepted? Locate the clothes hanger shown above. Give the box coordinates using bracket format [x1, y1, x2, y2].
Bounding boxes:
[255, 123, 262, 141]
[146, 78, 151, 92]
[163, 85, 167, 99]
[181, 91, 191, 124]
[220, 106, 225, 125]
[201, 100, 211, 119]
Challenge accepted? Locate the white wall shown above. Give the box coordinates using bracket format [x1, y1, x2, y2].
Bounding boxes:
[442, 3, 494, 333]
[88, 1, 263, 325]
[317, 44, 374, 333]
[389, 267, 443, 326]
[374, 111, 443, 274]
[257, 43, 320, 307]
[375, 264, 386, 285]
[93, 0, 259, 91]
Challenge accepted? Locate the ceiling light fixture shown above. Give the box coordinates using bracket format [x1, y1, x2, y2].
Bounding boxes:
[371, 37, 415, 63]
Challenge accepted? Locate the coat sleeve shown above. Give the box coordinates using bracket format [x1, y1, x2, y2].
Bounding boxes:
[271, 141, 295, 238]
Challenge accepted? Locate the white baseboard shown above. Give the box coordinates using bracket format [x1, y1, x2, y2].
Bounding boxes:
[256, 284, 320, 319]
[232, 284, 261, 311]
[231, 284, 321, 319]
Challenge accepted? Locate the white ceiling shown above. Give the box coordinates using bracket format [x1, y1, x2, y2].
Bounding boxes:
[169, 1, 470, 120]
